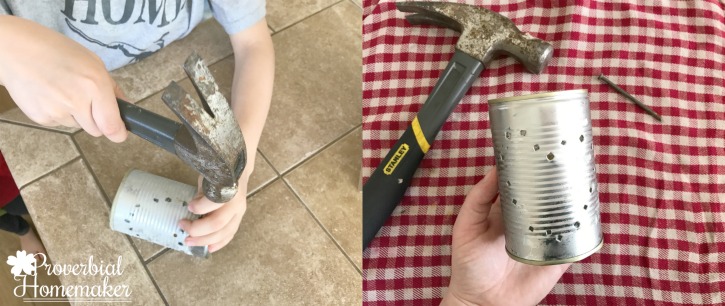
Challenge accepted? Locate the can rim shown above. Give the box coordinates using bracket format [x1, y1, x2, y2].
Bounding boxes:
[506, 239, 603, 266]
[489, 89, 588, 104]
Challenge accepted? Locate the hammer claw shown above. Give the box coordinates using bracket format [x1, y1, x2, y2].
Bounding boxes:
[397, 2, 456, 28]
[403, 13, 462, 32]
[183, 53, 229, 119]
[157, 54, 247, 203]
[162, 81, 214, 137]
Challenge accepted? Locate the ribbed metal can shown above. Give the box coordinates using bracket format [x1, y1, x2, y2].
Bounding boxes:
[488, 89, 603, 265]
[110, 169, 208, 258]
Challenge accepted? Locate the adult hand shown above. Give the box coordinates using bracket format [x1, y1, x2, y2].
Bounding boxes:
[0, 16, 127, 142]
[442, 168, 571, 306]
[179, 173, 249, 253]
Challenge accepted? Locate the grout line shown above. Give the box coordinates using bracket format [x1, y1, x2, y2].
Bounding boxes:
[17, 157, 81, 191]
[271, 0, 345, 34]
[243, 150, 281, 197]
[0, 117, 78, 136]
[256, 149, 281, 176]
[248, 176, 280, 198]
[70, 138, 112, 207]
[144, 247, 172, 265]
[282, 178, 362, 275]
[70, 137, 170, 306]
[277, 124, 361, 177]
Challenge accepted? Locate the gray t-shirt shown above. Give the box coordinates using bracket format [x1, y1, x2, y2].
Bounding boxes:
[0, 0, 265, 70]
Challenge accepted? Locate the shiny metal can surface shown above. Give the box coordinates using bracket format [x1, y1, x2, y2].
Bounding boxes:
[488, 89, 603, 265]
[110, 169, 208, 258]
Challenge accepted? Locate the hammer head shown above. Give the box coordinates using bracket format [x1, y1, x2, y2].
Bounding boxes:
[396, 2, 553, 74]
[161, 53, 246, 203]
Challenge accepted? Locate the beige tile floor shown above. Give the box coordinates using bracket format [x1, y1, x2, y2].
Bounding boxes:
[0, 1, 361, 305]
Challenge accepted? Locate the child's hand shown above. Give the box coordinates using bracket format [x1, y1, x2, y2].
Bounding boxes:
[442, 167, 570, 306]
[179, 173, 250, 253]
[0, 16, 127, 143]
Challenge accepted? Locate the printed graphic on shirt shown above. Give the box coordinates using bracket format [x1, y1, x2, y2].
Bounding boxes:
[61, 0, 193, 65]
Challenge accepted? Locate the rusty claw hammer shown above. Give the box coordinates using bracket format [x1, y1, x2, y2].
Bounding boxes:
[116, 53, 246, 203]
[363, 2, 554, 248]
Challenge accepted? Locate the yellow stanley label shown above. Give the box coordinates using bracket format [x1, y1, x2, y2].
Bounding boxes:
[384, 144, 409, 175]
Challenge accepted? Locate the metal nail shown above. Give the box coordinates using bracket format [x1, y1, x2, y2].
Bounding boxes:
[597, 74, 662, 122]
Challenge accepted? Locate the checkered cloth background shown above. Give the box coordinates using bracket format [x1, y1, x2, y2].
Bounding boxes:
[362, 0, 725, 305]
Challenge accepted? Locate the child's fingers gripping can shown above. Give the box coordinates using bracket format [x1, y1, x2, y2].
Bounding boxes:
[488, 89, 603, 265]
[110, 169, 209, 258]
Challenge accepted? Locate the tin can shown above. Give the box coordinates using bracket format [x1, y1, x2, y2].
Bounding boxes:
[488, 89, 603, 265]
[110, 169, 208, 258]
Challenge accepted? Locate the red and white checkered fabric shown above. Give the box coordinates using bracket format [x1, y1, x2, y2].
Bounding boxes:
[362, 0, 725, 305]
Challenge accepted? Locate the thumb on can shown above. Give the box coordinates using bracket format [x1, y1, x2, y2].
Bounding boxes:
[187, 175, 222, 215]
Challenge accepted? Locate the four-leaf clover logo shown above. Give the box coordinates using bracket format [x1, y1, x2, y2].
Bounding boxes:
[6, 250, 36, 277]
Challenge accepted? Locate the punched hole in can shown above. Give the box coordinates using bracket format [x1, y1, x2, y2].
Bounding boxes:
[546, 229, 552, 235]
[173, 233, 177, 238]
[505, 131, 511, 139]
[178, 242, 183, 246]
[534, 144, 540, 151]
[513, 199, 518, 205]
[556, 234, 563, 242]
[506, 181, 511, 186]
[574, 221, 580, 229]
[584, 205, 588, 210]
[579, 135, 584, 142]
[529, 226, 534, 232]
[561, 140, 567, 145]
[520, 130, 527, 136]
[589, 186, 593, 193]
[547, 152, 555, 161]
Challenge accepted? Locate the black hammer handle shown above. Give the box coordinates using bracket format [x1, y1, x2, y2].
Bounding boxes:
[363, 50, 485, 249]
[117, 98, 183, 155]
